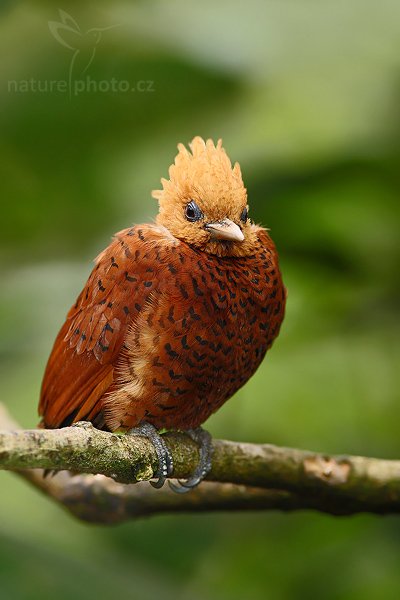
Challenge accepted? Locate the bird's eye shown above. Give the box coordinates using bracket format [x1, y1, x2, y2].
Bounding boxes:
[185, 200, 204, 222]
[240, 207, 248, 223]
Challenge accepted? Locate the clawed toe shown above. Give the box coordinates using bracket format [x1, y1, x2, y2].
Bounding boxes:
[128, 422, 174, 488]
[150, 447, 174, 488]
[168, 427, 213, 493]
[168, 474, 204, 493]
[128, 423, 213, 492]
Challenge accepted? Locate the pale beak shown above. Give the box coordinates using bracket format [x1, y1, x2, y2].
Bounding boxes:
[205, 218, 245, 243]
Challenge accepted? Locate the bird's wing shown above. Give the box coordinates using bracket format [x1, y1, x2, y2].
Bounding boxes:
[39, 226, 163, 429]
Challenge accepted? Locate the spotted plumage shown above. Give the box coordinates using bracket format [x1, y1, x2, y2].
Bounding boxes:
[39, 136, 286, 489]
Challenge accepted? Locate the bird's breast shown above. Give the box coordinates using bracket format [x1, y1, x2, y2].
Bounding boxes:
[107, 239, 285, 431]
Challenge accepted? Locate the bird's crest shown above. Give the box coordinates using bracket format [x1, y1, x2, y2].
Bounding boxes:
[152, 137, 245, 207]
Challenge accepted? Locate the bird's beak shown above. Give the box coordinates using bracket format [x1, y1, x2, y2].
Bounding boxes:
[205, 218, 245, 242]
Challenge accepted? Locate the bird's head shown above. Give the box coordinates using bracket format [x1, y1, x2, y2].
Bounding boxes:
[153, 137, 259, 257]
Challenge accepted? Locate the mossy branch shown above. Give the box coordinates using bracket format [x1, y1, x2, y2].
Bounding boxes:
[1, 403, 400, 522]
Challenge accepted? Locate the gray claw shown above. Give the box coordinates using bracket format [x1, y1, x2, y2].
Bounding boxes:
[168, 428, 213, 493]
[128, 422, 174, 489]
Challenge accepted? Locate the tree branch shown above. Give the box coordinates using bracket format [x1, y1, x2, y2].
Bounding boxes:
[1, 403, 399, 521]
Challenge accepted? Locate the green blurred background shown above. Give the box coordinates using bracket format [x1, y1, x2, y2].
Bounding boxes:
[1, 1, 399, 599]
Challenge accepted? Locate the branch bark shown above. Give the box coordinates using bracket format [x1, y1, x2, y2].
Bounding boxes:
[1, 403, 399, 522]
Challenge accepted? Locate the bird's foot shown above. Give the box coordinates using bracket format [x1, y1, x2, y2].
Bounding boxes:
[128, 422, 173, 488]
[169, 427, 214, 494]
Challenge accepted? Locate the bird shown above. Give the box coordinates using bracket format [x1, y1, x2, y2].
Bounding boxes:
[48, 10, 119, 97]
[39, 136, 286, 492]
